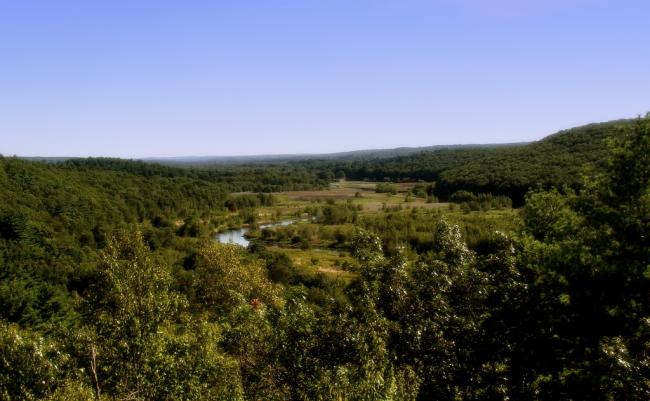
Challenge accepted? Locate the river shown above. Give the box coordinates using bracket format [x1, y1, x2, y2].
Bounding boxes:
[215, 220, 295, 247]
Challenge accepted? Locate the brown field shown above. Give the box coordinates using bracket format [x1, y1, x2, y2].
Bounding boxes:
[267, 181, 448, 214]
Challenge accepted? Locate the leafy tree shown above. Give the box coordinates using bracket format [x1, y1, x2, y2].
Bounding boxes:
[0, 322, 70, 401]
[85, 230, 183, 398]
[82, 231, 243, 400]
[509, 117, 650, 399]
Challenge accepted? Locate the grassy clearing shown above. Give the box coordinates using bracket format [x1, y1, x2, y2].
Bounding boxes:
[223, 180, 519, 279]
[266, 246, 357, 280]
[255, 180, 449, 219]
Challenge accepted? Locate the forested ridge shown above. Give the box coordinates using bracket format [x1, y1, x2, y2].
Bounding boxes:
[61, 158, 330, 193]
[0, 117, 648, 400]
[297, 118, 636, 204]
[0, 157, 230, 328]
[27, 117, 636, 205]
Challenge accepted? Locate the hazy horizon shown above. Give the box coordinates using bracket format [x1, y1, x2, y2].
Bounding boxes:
[7, 113, 643, 160]
[3, 0, 649, 158]
[14, 136, 532, 159]
[6, 114, 640, 160]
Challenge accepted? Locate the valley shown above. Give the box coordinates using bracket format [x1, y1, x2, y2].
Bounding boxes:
[0, 116, 647, 400]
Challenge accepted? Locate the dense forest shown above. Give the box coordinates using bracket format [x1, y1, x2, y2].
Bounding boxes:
[291, 118, 638, 204]
[25, 117, 636, 205]
[1, 116, 648, 400]
[61, 158, 331, 193]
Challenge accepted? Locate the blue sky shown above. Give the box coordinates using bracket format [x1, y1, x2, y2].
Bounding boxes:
[1, 0, 649, 157]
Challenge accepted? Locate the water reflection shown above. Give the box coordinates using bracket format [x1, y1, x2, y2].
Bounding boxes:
[215, 220, 295, 247]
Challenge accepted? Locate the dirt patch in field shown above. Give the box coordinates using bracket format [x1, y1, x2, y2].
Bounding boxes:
[316, 266, 347, 275]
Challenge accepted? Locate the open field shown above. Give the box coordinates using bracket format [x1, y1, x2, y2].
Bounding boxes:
[266, 246, 357, 280]
[223, 180, 519, 278]
[253, 180, 449, 220]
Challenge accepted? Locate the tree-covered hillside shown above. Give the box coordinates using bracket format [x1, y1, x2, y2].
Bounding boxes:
[302, 118, 637, 204]
[30, 117, 638, 205]
[0, 157, 231, 329]
[61, 158, 330, 192]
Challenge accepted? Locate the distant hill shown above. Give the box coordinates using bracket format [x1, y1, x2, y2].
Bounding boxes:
[141, 116, 640, 205]
[142, 142, 527, 166]
[322, 118, 640, 204]
[16, 115, 645, 205]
